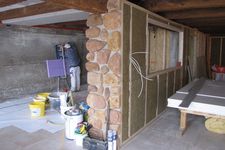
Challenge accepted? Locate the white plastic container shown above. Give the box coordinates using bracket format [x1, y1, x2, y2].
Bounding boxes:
[60, 106, 73, 117]
[108, 130, 113, 150]
[75, 133, 88, 146]
[64, 110, 83, 140]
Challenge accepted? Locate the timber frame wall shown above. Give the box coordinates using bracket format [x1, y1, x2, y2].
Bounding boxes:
[121, 1, 207, 144]
[208, 36, 225, 78]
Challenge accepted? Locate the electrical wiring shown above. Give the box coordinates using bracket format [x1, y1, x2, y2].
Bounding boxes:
[129, 52, 153, 97]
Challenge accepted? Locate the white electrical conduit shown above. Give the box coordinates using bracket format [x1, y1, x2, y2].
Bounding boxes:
[129, 52, 153, 97]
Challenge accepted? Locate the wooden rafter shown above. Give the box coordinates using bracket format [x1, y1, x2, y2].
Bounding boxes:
[47, 0, 107, 13]
[0, 2, 66, 21]
[144, 0, 225, 12]
[177, 17, 225, 27]
[52, 20, 87, 26]
[162, 8, 225, 20]
[0, 0, 24, 7]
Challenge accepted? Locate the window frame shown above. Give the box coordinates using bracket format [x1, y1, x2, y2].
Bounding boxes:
[147, 18, 184, 75]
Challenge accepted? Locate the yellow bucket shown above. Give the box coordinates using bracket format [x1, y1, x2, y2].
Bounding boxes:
[29, 102, 45, 117]
[37, 92, 50, 99]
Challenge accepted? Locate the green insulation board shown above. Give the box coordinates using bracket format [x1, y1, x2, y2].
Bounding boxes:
[222, 38, 225, 66]
[157, 74, 167, 114]
[197, 56, 207, 77]
[211, 38, 221, 65]
[130, 7, 147, 136]
[122, 3, 130, 142]
[149, 27, 165, 72]
[146, 76, 157, 123]
[167, 71, 174, 97]
[182, 29, 189, 86]
[175, 69, 181, 91]
[131, 7, 147, 80]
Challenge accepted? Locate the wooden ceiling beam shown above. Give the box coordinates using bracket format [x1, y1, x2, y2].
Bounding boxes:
[0, 0, 25, 7]
[144, 0, 225, 12]
[47, 0, 107, 13]
[0, 2, 67, 21]
[199, 28, 225, 34]
[162, 8, 225, 20]
[52, 20, 87, 26]
[176, 17, 225, 27]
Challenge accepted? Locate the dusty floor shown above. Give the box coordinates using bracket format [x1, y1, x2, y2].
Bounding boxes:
[122, 108, 225, 150]
[0, 85, 87, 150]
[1, 97, 225, 150]
[0, 126, 83, 150]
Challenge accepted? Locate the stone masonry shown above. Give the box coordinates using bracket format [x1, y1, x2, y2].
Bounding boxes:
[85, 0, 122, 141]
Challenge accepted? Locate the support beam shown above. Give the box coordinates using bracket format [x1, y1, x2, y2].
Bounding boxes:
[0, 0, 24, 7]
[162, 8, 225, 20]
[144, 0, 225, 12]
[0, 2, 67, 21]
[180, 110, 187, 135]
[177, 17, 225, 27]
[47, 0, 107, 13]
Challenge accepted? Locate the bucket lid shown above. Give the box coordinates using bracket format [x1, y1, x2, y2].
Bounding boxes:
[48, 92, 59, 99]
[65, 108, 80, 116]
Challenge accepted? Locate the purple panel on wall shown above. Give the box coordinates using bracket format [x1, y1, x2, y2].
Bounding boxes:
[46, 59, 66, 78]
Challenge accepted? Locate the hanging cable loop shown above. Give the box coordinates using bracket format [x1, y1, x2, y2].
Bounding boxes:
[129, 52, 153, 97]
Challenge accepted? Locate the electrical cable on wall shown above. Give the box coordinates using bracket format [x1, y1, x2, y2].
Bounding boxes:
[129, 52, 153, 97]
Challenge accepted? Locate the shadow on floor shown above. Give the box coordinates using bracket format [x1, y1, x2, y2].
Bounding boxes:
[122, 108, 225, 150]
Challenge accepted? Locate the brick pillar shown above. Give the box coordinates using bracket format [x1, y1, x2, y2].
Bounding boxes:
[85, 0, 122, 141]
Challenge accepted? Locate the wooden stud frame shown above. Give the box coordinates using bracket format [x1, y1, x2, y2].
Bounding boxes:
[121, 0, 202, 145]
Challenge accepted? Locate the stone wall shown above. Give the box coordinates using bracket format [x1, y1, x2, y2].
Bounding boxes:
[85, 0, 122, 141]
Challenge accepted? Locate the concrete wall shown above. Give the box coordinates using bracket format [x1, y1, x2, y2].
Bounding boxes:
[0, 26, 87, 101]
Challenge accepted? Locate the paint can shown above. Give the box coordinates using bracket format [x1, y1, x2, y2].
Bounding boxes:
[64, 109, 83, 140]
[29, 102, 45, 117]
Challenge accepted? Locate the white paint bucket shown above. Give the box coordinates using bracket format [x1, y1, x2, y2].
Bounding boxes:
[75, 133, 88, 146]
[60, 106, 73, 117]
[64, 110, 83, 140]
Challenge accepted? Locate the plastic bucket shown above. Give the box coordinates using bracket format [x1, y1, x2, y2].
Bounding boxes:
[48, 92, 61, 110]
[29, 102, 45, 117]
[60, 106, 73, 117]
[75, 133, 88, 146]
[64, 110, 83, 140]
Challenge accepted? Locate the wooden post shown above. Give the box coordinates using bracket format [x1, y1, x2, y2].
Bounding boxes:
[180, 110, 187, 135]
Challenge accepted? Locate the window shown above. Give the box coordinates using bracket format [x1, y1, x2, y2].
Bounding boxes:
[148, 24, 182, 74]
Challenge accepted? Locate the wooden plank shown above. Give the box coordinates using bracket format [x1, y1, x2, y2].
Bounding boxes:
[144, 0, 225, 12]
[179, 78, 205, 107]
[162, 8, 225, 20]
[0, 2, 67, 21]
[146, 76, 157, 123]
[122, 3, 130, 142]
[47, 0, 107, 13]
[180, 109, 225, 119]
[180, 111, 187, 135]
[0, 0, 24, 7]
[157, 73, 167, 114]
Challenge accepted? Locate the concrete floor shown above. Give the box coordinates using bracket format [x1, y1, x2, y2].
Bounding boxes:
[0, 126, 83, 150]
[122, 108, 225, 150]
[0, 85, 88, 150]
[1, 92, 225, 150]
